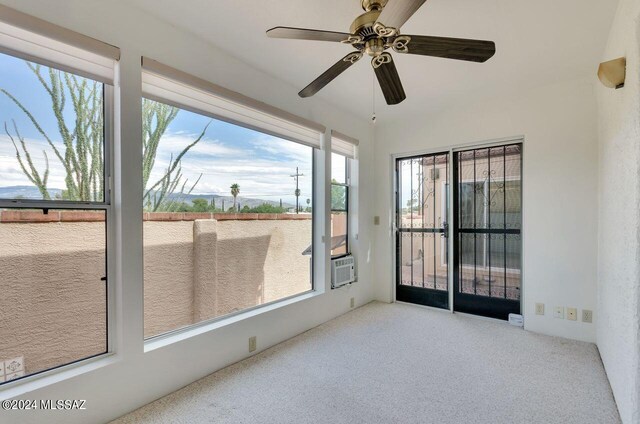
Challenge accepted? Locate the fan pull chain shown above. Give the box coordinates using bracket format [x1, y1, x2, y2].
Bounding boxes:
[372, 71, 377, 124]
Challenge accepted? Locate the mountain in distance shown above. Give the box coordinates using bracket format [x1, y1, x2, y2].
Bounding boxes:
[162, 191, 295, 209]
[0, 185, 62, 199]
[0, 186, 296, 209]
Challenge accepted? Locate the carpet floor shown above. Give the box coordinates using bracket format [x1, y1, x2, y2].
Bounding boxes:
[111, 302, 620, 424]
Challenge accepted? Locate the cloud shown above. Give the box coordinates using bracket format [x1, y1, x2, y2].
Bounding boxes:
[0, 134, 68, 189]
[0, 125, 315, 205]
[157, 131, 245, 158]
[147, 134, 313, 203]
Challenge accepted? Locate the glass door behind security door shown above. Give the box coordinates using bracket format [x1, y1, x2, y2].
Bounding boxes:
[453, 144, 522, 320]
[396, 152, 449, 309]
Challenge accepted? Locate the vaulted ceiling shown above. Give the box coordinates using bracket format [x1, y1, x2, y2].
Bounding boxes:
[129, 0, 618, 121]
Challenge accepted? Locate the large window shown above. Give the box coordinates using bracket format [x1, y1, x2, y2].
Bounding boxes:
[142, 98, 314, 339]
[0, 51, 111, 384]
[331, 153, 349, 257]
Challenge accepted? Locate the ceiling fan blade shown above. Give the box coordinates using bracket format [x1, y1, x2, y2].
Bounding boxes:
[392, 35, 495, 62]
[372, 53, 406, 105]
[266, 26, 351, 43]
[374, 0, 427, 36]
[299, 52, 363, 98]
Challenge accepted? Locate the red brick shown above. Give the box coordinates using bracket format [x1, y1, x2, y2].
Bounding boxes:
[0, 210, 61, 223]
[59, 211, 105, 222]
[147, 212, 184, 221]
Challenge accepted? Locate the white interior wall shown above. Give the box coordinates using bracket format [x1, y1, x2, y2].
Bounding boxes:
[373, 76, 600, 343]
[596, 0, 640, 422]
[0, 1, 376, 423]
[1, 0, 636, 423]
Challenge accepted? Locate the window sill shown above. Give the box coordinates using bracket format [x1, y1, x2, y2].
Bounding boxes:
[0, 352, 118, 401]
[144, 289, 321, 353]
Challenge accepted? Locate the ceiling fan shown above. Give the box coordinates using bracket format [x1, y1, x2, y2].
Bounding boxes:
[266, 0, 496, 105]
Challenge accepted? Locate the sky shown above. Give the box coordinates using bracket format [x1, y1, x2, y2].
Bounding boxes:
[0, 52, 320, 206]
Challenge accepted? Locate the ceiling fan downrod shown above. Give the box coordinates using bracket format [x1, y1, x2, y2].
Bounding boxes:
[361, 0, 388, 12]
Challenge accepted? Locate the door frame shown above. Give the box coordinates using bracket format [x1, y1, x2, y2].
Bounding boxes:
[391, 136, 525, 318]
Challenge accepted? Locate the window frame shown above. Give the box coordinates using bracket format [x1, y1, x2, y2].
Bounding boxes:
[331, 153, 350, 258]
[0, 59, 114, 386]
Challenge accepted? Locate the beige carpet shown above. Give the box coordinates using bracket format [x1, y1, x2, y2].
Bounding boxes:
[111, 302, 620, 424]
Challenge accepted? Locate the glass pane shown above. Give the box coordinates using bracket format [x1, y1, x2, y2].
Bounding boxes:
[399, 232, 419, 286]
[505, 234, 522, 300]
[473, 234, 491, 297]
[331, 153, 346, 184]
[489, 147, 505, 229]
[331, 212, 347, 256]
[0, 208, 106, 384]
[474, 149, 489, 230]
[456, 144, 522, 300]
[457, 151, 475, 228]
[398, 158, 426, 229]
[505, 145, 522, 230]
[142, 98, 313, 339]
[434, 233, 448, 291]
[458, 233, 475, 294]
[0, 52, 105, 202]
[331, 184, 347, 211]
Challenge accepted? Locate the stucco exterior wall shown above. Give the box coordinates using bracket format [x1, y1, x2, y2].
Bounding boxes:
[596, 1, 640, 422]
[143, 218, 312, 338]
[0, 215, 312, 378]
[0, 220, 107, 381]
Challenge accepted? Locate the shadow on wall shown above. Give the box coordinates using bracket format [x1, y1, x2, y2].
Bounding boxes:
[0, 248, 107, 378]
[216, 234, 271, 317]
[0, 217, 311, 378]
[142, 219, 311, 338]
[143, 235, 271, 335]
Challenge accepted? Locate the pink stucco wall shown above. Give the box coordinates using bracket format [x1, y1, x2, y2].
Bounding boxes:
[0, 213, 312, 381]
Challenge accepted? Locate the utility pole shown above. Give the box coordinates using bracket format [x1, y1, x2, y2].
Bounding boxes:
[290, 167, 304, 214]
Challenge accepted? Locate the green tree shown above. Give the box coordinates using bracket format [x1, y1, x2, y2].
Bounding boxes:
[2, 62, 208, 210]
[230, 183, 240, 211]
[191, 198, 209, 212]
[331, 179, 346, 210]
[248, 203, 286, 213]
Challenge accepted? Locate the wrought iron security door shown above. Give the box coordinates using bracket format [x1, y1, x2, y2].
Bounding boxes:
[452, 144, 522, 320]
[395, 152, 449, 309]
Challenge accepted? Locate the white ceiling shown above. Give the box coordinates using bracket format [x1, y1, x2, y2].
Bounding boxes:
[128, 0, 618, 121]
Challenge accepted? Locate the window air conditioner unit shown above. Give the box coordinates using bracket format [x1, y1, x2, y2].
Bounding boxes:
[332, 255, 355, 288]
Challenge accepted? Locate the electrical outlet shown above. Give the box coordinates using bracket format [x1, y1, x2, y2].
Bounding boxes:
[350, 297, 355, 308]
[567, 307, 577, 321]
[554, 306, 564, 319]
[535, 303, 545, 315]
[582, 309, 593, 323]
[248, 336, 257, 353]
